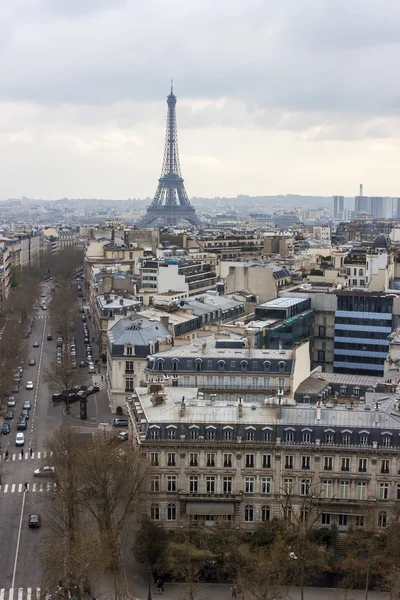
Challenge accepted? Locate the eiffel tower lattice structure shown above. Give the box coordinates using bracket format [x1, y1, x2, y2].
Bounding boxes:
[137, 85, 202, 228]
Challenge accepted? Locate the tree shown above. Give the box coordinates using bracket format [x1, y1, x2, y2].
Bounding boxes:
[133, 518, 169, 569]
[43, 354, 85, 414]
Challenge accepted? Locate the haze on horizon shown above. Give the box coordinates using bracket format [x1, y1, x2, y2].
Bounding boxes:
[1, 0, 399, 200]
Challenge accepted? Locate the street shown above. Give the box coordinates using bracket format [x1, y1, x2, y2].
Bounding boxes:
[0, 285, 111, 598]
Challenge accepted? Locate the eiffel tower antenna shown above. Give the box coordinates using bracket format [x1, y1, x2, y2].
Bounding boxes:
[137, 85, 202, 228]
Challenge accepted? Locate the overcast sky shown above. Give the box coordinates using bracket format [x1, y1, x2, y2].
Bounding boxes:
[1, 0, 400, 200]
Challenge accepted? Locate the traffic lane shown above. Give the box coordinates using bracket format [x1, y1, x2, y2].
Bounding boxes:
[13, 488, 51, 588]
[0, 493, 26, 588]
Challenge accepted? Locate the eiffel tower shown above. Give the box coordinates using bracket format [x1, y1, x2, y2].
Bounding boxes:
[137, 84, 202, 228]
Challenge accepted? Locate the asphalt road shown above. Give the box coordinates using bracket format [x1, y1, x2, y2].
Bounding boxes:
[0, 285, 109, 598]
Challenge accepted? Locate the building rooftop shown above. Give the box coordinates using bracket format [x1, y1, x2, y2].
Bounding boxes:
[257, 297, 305, 309]
[97, 294, 140, 311]
[108, 317, 171, 347]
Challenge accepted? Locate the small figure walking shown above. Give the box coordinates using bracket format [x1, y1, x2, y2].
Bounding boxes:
[29, 447, 33, 458]
[155, 579, 163, 595]
[21, 448, 24, 458]
[232, 584, 237, 598]
[5, 450, 9, 461]
[101, 375, 104, 382]
[24, 482, 28, 492]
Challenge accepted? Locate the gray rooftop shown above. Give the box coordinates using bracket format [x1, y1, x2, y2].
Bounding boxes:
[257, 297, 306, 309]
[108, 317, 172, 347]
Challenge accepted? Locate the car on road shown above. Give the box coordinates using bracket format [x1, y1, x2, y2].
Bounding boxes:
[11, 384, 19, 393]
[23, 401, 32, 411]
[34, 466, 55, 477]
[47, 333, 53, 341]
[76, 390, 87, 400]
[17, 419, 27, 430]
[88, 363, 95, 373]
[86, 385, 99, 395]
[1, 424, 10, 435]
[79, 361, 85, 367]
[25, 381, 34, 390]
[21, 409, 29, 420]
[28, 514, 41, 528]
[28, 358, 36, 366]
[41, 305, 47, 310]
[7, 397, 16, 407]
[113, 418, 129, 428]
[33, 340, 39, 347]
[118, 431, 128, 442]
[16, 432, 25, 445]
[5, 409, 14, 419]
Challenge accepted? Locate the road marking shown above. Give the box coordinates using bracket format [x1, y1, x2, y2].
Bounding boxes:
[11, 486, 26, 588]
[11, 484, 15, 493]
[26, 590, 31, 600]
[31, 483, 36, 492]
[18, 484, 22, 493]
[9, 590, 13, 600]
[18, 589, 23, 600]
[3, 484, 8, 493]
[0, 588, 3, 600]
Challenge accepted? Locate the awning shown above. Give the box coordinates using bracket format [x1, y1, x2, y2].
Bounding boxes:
[186, 503, 234, 516]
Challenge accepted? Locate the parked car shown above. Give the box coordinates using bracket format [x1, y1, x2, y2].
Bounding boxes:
[16, 432, 25, 445]
[7, 397, 16, 407]
[86, 385, 99, 395]
[79, 361, 86, 368]
[28, 514, 41, 528]
[113, 418, 129, 428]
[5, 409, 14, 420]
[88, 363, 95, 373]
[23, 401, 32, 411]
[1, 424, 10, 435]
[33, 340, 39, 348]
[17, 419, 27, 431]
[76, 390, 88, 400]
[25, 381, 34, 390]
[28, 358, 36, 366]
[11, 385, 19, 393]
[118, 431, 128, 442]
[34, 466, 55, 477]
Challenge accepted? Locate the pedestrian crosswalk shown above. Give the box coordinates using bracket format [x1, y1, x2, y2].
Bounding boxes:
[1, 451, 52, 462]
[92, 373, 106, 390]
[0, 588, 43, 600]
[0, 482, 56, 494]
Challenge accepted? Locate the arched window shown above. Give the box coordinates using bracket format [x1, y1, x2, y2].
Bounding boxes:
[278, 361, 286, 373]
[167, 503, 177, 521]
[261, 505, 271, 522]
[244, 504, 254, 522]
[195, 358, 202, 372]
[172, 359, 179, 372]
[263, 361, 271, 373]
[157, 358, 164, 372]
[241, 360, 248, 372]
[378, 511, 387, 528]
[150, 503, 160, 521]
[359, 268, 364, 276]
[218, 360, 226, 372]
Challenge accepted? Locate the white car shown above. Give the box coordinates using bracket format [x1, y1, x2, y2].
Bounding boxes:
[34, 466, 55, 477]
[25, 381, 34, 390]
[16, 432, 25, 446]
[88, 363, 95, 373]
[7, 397, 16, 407]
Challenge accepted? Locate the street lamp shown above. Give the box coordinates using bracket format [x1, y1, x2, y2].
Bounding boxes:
[147, 565, 152, 600]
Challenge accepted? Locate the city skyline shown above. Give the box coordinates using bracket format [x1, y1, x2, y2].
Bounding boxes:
[1, 1, 400, 199]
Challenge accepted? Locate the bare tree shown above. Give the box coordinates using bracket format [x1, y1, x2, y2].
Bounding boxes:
[43, 354, 85, 414]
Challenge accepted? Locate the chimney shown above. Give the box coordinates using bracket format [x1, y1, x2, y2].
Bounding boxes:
[279, 339, 283, 350]
[111, 227, 115, 242]
[360, 183, 363, 197]
[180, 396, 186, 417]
[202, 342, 206, 354]
[119, 298, 124, 306]
[316, 398, 321, 422]
[160, 316, 170, 330]
[374, 402, 379, 425]
[238, 397, 243, 418]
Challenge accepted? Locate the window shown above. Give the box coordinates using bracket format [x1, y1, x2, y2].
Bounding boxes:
[300, 508, 309, 523]
[318, 325, 326, 338]
[263, 430, 272, 442]
[126, 346, 133, 356]
[223, 453, 232, 468]
[322, 480, 332, 498]
[206, 453, 216, 467]
[261, 505, 271, 522]
[150, 476, 160, 492]
[342, 434, 351, 445]
[206, 476, 215, 494]
[302, 431, 311, 443]
[378, 511, 388, 528]
[262, 454, 272, 468]
[379, 483, 389, 500]
[167, 452, 176, 467]
[339, 481, 349, 499]
[355, 516, 365, 527]
[359, 268, 364, 276]
[338, 514, 348, 528]
[167, 503, 177, 521]
[167, 428, 176, 440]
[223, 476, 232, 494]
[167, 475, 177, 493]
[206, 429, 215, 440]
[283, 478, 294, 494]
[150, 503, 160, 521]
[317, 350, 325, 363]
[360, 435, 368, 447]
[381, 459, 390, 474]
[397, 484, 400, 501]
[125, 360, 134, 373]
[341, 457, 350, 472]
[189, 477, 198, 494]
[245, 477, 255, 494]
[356, 482, 367, 500]
[150, 452, 159, 467]
[190, 429, 198, 440]
[325, 433, 334, 445]
[261, 477, 272, 495]
[286, 431, 294, 443]
[300, 479, 310, 496]
[324, 456, 333, 471]
[358, 458, 367, 473]
[241, 360, 248, 371]
[352, 279, 357, 286]
[244, 504, 254, 522]
[302, 456, 311, 470]
[245, 454, 255, 468]
[125, 378, 134, 392]
[263, 361, 271, 373]
[246, 430, 255, 441]
[382, 435, 392, 448]
[321, 513, 331, 526]
[224, 429, 233, 440]
[218, 360, 225, 372]
[150, 428, 159, 440]
[172, 359, 179, 372]
[285, 455, 294, 469]
[195, 359, 202, 372]
[189, 453, 198, 467]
